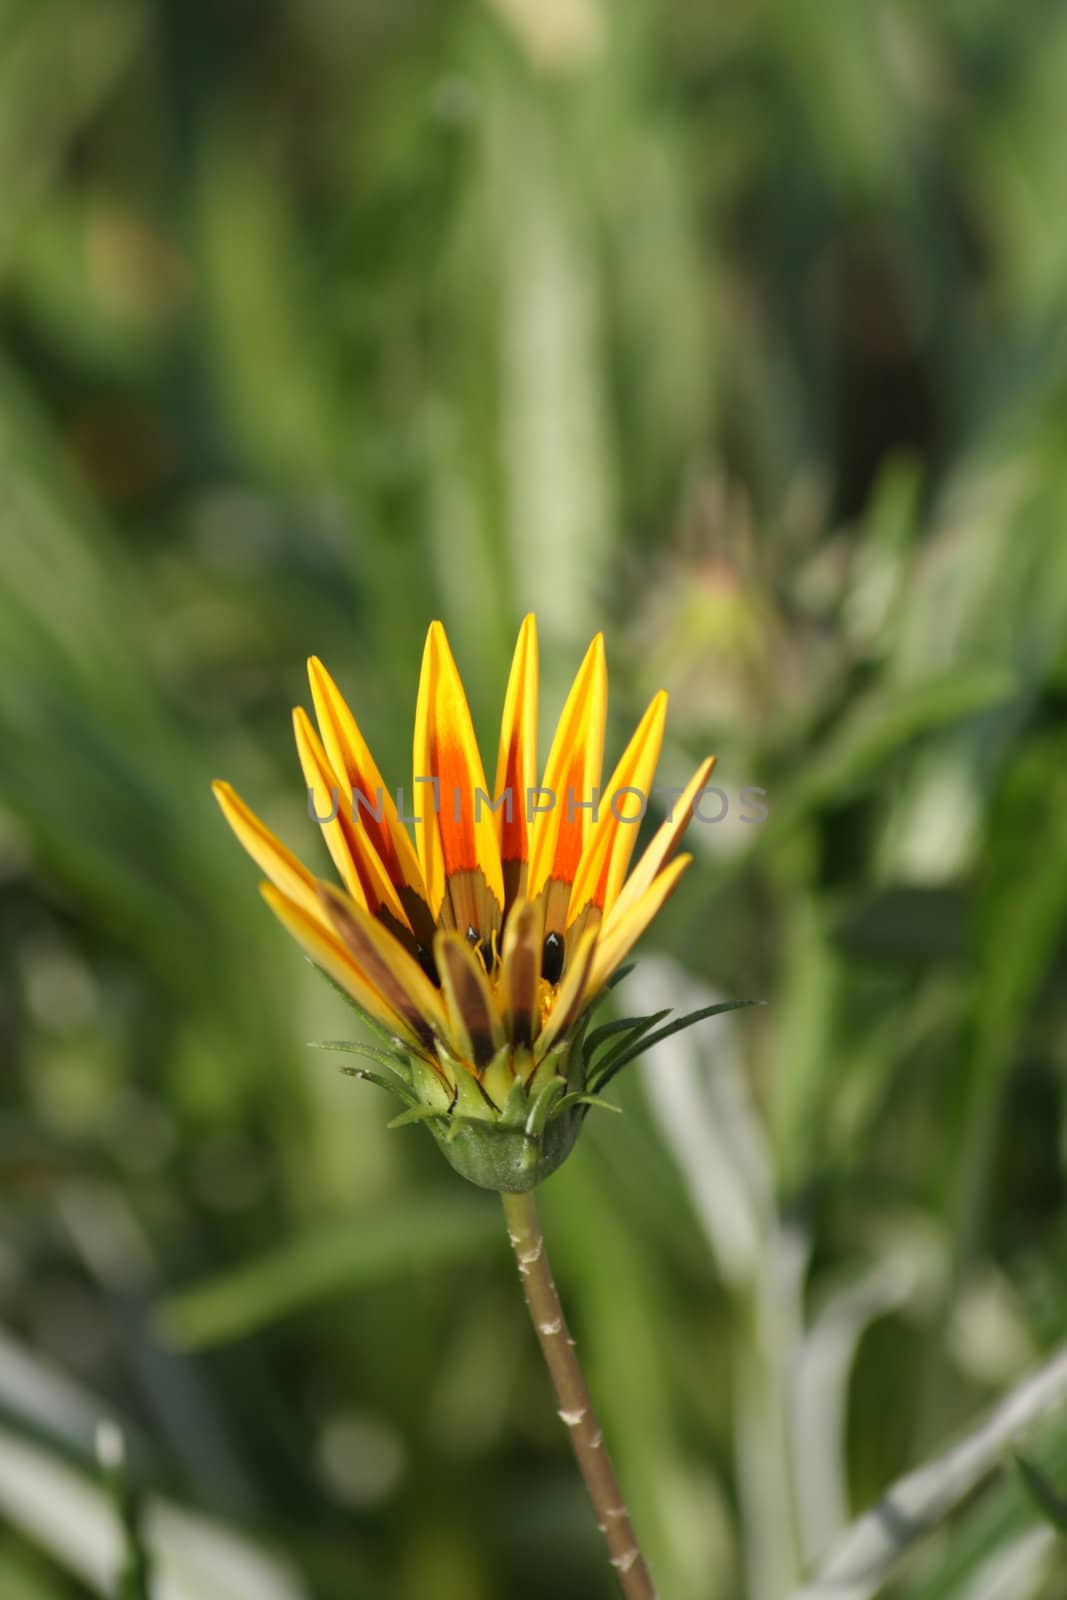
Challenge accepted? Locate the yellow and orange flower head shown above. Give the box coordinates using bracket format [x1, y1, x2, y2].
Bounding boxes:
[213, 616, 733, 1191]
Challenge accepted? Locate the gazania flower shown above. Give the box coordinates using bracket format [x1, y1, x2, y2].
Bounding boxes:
[213, 616, 726, 1191]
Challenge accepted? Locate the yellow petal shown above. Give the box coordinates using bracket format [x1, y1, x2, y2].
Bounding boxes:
[434, 930, 505, 1068]
[308, 656, 427, 900]
[535, 924, 599, 1058]
[412, 621, 504, 926]
[528, 633, 607, 904]
[587, 854, 692, 998]
[606, 757, 715, 931]
[293, 706, 406, 925]
[213, 781, 331, 928]
[566, 691, 667, 926]
[316, 882, 450, 1048]
[259, 882, 421, 1047]
[493, 614, 539, 901]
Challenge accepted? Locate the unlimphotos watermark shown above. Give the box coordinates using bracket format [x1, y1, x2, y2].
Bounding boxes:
[307, 782, 769, 827]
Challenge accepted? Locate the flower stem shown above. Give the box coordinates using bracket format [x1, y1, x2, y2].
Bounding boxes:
[501, 1189, 657, 1599]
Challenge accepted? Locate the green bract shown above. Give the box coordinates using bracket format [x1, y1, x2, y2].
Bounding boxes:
[313, 966, 755, 1192]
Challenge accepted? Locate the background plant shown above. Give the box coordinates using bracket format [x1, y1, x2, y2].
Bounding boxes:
[2, 1, 1067, 1596]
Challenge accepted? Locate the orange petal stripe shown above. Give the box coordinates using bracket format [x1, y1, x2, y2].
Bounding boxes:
[528, 634, 607, 898]
[307, 656, 427, 900]
[566, 690, 668, 926]
[292, 707, 408, 927]
[493, 614, 539, 875]
[413, 622, 504, 917]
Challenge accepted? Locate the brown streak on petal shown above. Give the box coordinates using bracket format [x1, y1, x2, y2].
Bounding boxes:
[564, 900, 602, 952]
[398, 884, 438, 952]
[435, 931, 503, 1069]
[542, 877, 572, 939]
[317, 885, 439, 1047]
[502, 858, 528, 912]
[501, 897, 544, 1048]
[440, 866, 502, 951]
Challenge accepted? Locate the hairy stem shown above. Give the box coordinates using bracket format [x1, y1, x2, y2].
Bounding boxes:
[501, 1189, 657, 1600]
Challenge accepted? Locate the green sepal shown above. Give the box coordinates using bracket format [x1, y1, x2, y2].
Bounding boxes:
[481, 1041, 517, 1109]
[526, 1035, 575, 1098]
[447, 1053, 497, 1122]
[309, 1039, 415, 1102]
[308, 961, 411, 1050]
[588, 999, 761, 1092]
[408, 1052, 454, 1113]
[499, 1076, 533, 1128]
[309, 1039, 411, 1069]
[425, 1107, 583, 1191]
[524, 1075, 567, 1138]
[584, 1010, 671, 1087]
[554, 1091, 621, 1116]
[337, 1065, 420, 1107]
[583, 1011, 669, 1057]
[387, 1104, 447, 1130]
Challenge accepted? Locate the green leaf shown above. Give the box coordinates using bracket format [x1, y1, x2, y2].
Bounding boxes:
[787, 666, 1019, 815]
[0, 1420, 312, 1600]
[1014, 1451, 1067, 1536]
[156, 1194, 501, 1349]
[96, 1423, 151, 1600]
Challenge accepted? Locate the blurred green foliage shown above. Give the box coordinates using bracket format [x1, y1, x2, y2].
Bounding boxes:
[2, 0, 1067, 1596]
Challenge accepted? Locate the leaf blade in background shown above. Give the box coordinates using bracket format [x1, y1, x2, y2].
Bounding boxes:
[157, 1193, 501, 1349]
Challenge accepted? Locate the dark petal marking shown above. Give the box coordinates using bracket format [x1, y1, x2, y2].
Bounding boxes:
[542, 930, 565, 985]
[416, 944, 441, 987]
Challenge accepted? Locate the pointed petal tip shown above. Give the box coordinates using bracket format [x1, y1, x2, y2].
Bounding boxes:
[642, 689, 669, 731]
[212, 778, 250, 821]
